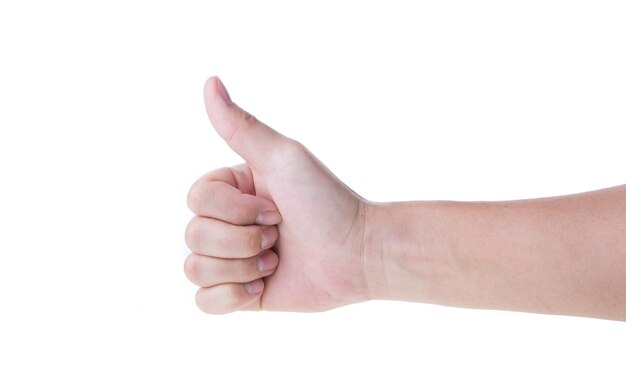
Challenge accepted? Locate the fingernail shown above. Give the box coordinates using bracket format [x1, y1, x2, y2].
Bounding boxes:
[256, 210, 282, 225]
[260, 226, 278, 250]
[257, 251, 278, 273]
[215, 77, 232, 104]
[245, 279, 264, 295]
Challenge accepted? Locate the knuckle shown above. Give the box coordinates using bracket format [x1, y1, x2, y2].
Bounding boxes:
[187, 176, 209, 213]
[247, 257, 261, 276]
[240, 110, 259, 127]
[195, 286, 242, 315]
[234, 257, 261, 282]
[243, 227, 263, 256]
[187, 181, 218, 215]
[224, 284, 246, 306]
[184, 217, 203, 249]
[237, 205, 257, 225]
[186, 185, 201, 213]
[228, 110, 261, 150]
[184, 254, 197, 281]
[283, 139, 309, 160]
[195, 289, 219, 314]
[195, 289, 221, 314]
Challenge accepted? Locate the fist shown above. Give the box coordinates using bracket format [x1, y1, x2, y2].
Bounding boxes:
[184, 77, 371, 314]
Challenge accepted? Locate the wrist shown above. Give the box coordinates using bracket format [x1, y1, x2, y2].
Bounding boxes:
[361, 201, 457, 303]
[361, 201, 407, 301]
[358, 201, 386, 301]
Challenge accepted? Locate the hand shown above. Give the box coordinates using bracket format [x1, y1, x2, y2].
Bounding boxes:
[184, 77, 371, 314]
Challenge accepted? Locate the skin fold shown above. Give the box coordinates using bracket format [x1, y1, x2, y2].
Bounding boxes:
[185, 76, 626, 320]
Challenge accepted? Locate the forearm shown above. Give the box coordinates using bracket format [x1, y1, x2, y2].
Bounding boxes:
[363, 185, 626, 320]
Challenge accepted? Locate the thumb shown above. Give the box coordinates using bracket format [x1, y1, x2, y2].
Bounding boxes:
[204, 76, 286, 167]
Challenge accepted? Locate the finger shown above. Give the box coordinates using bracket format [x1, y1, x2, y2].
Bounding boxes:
[204, 76, 291, 168]
[185, 216, 278, 258]
[184, 251, 279, 287]
[187, 165, 282, 225]
[195, 280, 264, 314]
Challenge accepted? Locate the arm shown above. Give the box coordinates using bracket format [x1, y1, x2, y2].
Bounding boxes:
[185, 76, 626, 320]
[363, 186, 626, 320]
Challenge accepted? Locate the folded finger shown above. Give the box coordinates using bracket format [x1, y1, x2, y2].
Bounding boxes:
[188, 165, 282, 225]
[195, 280, 264, 314]
[184, 251, 278, 287]
[185, 216, 278, 258]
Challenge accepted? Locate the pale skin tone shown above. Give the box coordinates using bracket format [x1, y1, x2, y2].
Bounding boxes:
[185, 76, 626, 320]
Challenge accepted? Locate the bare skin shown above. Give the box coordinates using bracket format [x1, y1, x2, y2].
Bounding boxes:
[185, 76, 626, 320]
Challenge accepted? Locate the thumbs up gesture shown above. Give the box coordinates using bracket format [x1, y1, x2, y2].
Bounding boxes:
[185, 77, 373, 314]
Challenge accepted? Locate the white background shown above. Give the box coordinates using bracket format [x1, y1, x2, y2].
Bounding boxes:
[1, 1, 625, 390]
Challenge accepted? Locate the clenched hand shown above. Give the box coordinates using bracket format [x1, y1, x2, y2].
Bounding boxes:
[185, 77, 371, 314]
